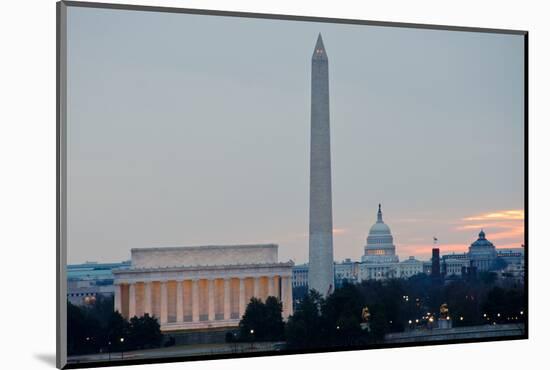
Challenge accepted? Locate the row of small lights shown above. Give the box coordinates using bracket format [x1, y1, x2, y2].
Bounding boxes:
[205, 313, 525, 335]
[404, 310, 524, 325]
[84, 337, 125, 344]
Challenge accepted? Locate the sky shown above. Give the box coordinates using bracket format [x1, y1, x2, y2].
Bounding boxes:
[66, 6, 525, 265]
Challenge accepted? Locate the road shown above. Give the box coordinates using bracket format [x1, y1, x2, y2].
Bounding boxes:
[67, 342, 280, 365]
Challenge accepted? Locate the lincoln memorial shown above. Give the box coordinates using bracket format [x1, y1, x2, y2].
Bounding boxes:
[112, 244, 294, 332]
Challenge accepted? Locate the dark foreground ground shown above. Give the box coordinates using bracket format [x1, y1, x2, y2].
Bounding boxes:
[67, 323, 525, 366]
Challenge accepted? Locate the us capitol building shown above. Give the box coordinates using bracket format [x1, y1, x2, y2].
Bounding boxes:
[359, 204, 409, 280]
[293, 204, 525, 288]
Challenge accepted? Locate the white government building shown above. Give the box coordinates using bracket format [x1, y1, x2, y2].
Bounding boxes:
[112, 244, 293, 332]
[293, 205, 524, 287]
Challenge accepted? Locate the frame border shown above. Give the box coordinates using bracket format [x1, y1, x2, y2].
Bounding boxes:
[57, 1, 68, 368]
[56, 1, 528, 369]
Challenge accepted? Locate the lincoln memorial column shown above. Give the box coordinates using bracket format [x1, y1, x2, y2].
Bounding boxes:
[114, 283, 122, 313]
[128, 283, 136, 318]
[286, 275, 293, 316]
[253, 277, 260, 298]
[144, 282, 152, 316]
[176, 280, 184, 323]
[268, 276, 275, 298]
[239, 278, 246, 318]
[281, 276, 293, 318]
[208, 279, 215, 321]
[192, 279, 199, 322]
[223, 278, 231, 320]
[160, 281, 168, 324]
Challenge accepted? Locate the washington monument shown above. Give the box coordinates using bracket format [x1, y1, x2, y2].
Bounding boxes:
[308, 34, 334, 296]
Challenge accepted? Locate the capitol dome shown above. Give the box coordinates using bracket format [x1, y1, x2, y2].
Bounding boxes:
[467, 229, 497, 271]
[469, 230, 495, 249]
[368, 219, 392, 235]
[362, 204, 399, 263]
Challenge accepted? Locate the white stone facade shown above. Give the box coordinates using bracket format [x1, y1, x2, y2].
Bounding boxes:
[443, 258, 469, 277]
[131, 244, 278, 269]
[335, 259, 360, 284]
[396, 257, 424, 278]
[113, 244, 293, 332]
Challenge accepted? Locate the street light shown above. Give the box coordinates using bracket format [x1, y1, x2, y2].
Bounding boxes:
[120, 337, 125, 360]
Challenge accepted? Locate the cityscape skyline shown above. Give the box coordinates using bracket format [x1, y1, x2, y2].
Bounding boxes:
[66, 7, 524, 265]
[68, 207, 524, 264]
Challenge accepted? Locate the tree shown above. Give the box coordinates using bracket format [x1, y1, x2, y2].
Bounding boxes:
[491, 257, 508, 271]
[239, 298, 267, 341]
[127, 314, 163, 350]
[482, 287, 525, 324]
[67, 301, 87, 355]
[264, 296, 285, 341]
[67, 299, 164, 355]
[321, 282, 365, 346]
[367, 304, 389, 342]
[285, 290, 324, 349]
[479, 271, 498, 285]
[67, 301, 102, 355]
[238, 296, 284, 342]
[105, 310, 129, 352]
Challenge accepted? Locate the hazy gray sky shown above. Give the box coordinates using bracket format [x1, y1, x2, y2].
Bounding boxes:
[66, 6, 524, 264]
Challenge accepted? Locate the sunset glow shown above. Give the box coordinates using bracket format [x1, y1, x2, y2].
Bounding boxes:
[396, 209, 525, 260]
[462, 210, 524, 222]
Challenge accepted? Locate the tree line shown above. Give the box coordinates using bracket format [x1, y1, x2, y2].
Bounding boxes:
[68, 272, 524, 355]
[236, 273, 525, 350]
[67, 297, 162, 356]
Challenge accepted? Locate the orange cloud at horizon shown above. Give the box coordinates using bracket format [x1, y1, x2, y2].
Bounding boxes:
[458, 209, 524, 243]
[399, 243, 468, 258]
[462, 209, 524, 222]
[398, 209, 524, 259]
[333, 228, 348, 235]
